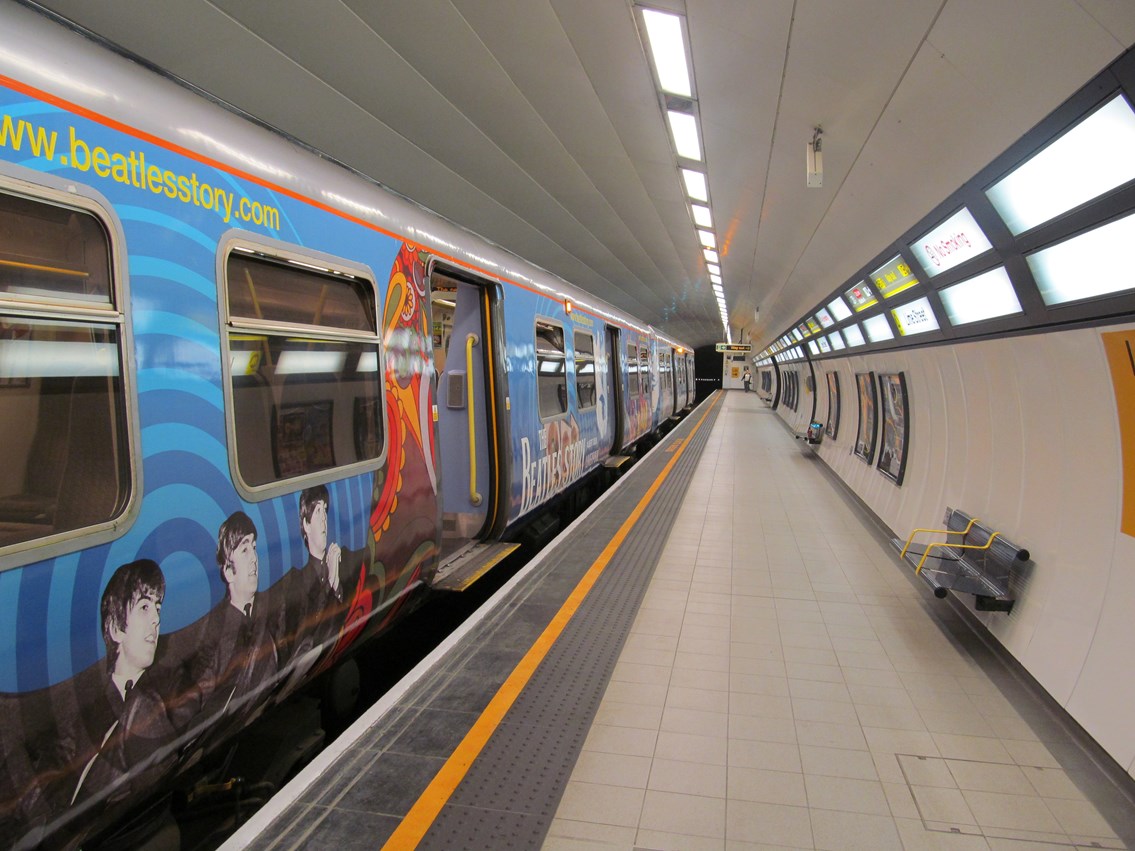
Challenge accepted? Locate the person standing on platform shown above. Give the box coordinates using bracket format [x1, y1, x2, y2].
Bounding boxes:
[742, 366, 752, 392]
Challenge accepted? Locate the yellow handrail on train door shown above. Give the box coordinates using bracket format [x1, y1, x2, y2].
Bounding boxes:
[466, 333, 482, 506]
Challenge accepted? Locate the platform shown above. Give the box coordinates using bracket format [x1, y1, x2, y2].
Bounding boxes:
[225, 391, 1135, 851]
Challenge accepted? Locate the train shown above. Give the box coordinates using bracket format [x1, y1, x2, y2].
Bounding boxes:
[0, 4, 695, 848]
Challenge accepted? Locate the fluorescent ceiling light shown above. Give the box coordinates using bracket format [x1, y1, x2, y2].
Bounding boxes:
[667, 110, 701, 160]
[357, 350, 379, 372]
[691, 204, 713, 227]
[642, 8, 692, 97]
[681, 168, 708, 201]
[0, 339, 120, 378]
[276, 350, 348, 375]
[698, 229, 716, 248]
[710, 274, 722, 285]
[707, 263, 720, 276]
[703, 248, 718, 263]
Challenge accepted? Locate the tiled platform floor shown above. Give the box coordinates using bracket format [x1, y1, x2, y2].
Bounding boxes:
[546, 391, 1135, 851]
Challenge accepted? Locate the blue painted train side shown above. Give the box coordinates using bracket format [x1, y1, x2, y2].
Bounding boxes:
[0, 5, 692, 848]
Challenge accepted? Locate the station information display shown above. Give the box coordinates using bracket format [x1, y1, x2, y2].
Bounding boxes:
[891, 296, 941, 336]
[845, 280, 877, 312]
[715, 343, 752, 353]
[910, 207, 992, 277]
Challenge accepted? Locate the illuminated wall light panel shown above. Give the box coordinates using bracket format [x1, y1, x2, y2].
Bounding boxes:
[710, 274, 722, 285]
[815, 307, 834, 328]
[987, 94, 1135, 235]
[842, 323, 866, 347]
[698, 229, 717, 248]
[703, 248, 719, 264]
[707, 263, 721, 276]
[828, 331, 846, 350]
[910, 207, 992, 277]
[863, 314, 895, 342]
[808, 341, 820, 355]
[827, 296, 852, 322]
[817, 336, 831, 353]
[1027, 211, 1135, 305]
[692, 204, 713, 227]
[939, 267, 1023, 324]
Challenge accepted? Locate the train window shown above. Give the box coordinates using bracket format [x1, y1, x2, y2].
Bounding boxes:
[228, 250, 376, 333]
[639, 345, 651, 396]
[0, 191, 113, 307]
[573, 330, 596, 410]
[661, 350, 673, 396]
[0, 190, 131, 554]
[223, 245, 383, 491]
[626, 342, 641, 398]
[536, 320, 567, 419]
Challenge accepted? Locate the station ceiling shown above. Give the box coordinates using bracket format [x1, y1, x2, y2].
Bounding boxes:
[24, 0, 1135, 350]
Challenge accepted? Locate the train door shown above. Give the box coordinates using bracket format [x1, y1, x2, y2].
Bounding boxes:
[428, 266, 513, 587]
[603, 324, 624, 453]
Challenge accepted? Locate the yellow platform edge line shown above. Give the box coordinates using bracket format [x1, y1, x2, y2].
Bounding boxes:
[381, 392, 721, 850]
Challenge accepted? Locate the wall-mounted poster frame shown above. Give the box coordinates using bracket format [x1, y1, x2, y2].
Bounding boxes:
[877, 372, 909, 485]
[786, 371, 799, 411]
[854, 372, 877, 464]
[825, 372, 840, 439]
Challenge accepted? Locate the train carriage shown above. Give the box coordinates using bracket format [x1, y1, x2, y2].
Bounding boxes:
[0, 6, 692, 849]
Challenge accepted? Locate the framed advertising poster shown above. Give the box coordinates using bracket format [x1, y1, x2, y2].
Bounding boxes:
[854, 372, 877, 464]
[877, 372, 909, 485]
[825, 372, 840, 439]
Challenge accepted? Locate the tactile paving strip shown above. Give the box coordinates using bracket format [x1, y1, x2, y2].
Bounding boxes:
[421, 402, 719, 850]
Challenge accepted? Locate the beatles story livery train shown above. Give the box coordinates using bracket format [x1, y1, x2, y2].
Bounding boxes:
[0, 5, 695, 848]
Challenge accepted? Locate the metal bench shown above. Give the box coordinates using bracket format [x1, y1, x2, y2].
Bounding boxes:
[892, 507, 1029, 612]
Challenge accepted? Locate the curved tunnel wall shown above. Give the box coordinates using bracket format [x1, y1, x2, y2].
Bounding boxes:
[766, 321, 1135, 779]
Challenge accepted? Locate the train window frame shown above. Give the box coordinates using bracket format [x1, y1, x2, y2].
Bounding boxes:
[535, 318, 569, 421]
[573, 329, 596, 411]
[218, 234, 387, 501]
[626, 341, 642, 399]
[0, 175, 140, 572]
